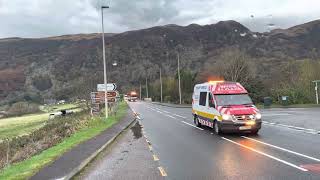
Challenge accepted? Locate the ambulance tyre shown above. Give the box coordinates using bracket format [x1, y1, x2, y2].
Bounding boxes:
[251, 130, 259, 135]
[194, 115, 201, 127]
[214, 120, 221, 135]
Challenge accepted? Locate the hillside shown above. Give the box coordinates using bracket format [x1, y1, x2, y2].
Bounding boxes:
[0, 20, 320, 104]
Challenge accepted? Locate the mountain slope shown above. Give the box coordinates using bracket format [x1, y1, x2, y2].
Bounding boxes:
[0, 20, 320, 103]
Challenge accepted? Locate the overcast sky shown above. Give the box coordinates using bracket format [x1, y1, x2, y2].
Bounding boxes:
[0, 0, 320, 38]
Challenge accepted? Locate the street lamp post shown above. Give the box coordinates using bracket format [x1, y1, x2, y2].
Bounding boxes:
[177, 50, 182, 104]
[146, 77, 149, 98]
[164, 36, 182, 104]
[101, 6, 109, 119]
[160, 67, 163, 102]
[139, 83, 142, 100]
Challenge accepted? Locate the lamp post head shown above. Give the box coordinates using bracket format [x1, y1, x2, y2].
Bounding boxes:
[101, 6, 109, 9]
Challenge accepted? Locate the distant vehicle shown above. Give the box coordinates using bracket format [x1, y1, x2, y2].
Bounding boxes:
[192, 81, 262, 135]
[127, 91, 138, 102]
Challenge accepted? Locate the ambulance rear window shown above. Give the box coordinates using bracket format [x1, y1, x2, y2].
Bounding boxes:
[199, 92, 207, 106]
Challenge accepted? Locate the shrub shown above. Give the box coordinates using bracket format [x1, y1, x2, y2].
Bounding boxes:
[7, 102, 40, 116]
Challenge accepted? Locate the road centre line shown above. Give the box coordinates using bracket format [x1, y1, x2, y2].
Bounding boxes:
[151, 106, 188, 119]
[173, 113, 187, 119]
[165, 114, 177, 119]
[263, 121, 320, 134]
[241, 136, 320, 162]
[221, 137, 308, 172]
[181, 121, 204, 130]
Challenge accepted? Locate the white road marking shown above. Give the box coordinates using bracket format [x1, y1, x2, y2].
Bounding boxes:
[242, 136, 320, 162]
[221, 137, 308, 172]
[165, 114, 177, 119]
[54, 177, 66, 180]
[181, 121, 204, 130]
[262, 113, 291, 116]
[162, 110, 170, 114]
[263, 121, 320, 134]
[173, 113, 187, 119]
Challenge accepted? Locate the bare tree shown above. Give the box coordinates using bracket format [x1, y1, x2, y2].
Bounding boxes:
[199, 48, 256, 86]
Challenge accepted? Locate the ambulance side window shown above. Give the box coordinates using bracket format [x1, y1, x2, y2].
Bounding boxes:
[208, 93, 215, 108]
[199, 92, 207, 106]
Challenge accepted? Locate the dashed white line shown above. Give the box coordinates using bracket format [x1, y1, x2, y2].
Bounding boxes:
[162, 110, 170, 114]
[165, 114, 177, 119]
[221, 137, 308, 172]
[173, 114, 187, 119]
[181, 121, 204, 130]
[241, 136, 320, 162]
[263, 121, 320, 134]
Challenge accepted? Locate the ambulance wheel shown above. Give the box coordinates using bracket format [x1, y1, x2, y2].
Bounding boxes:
[251, 130, 259, 135]
[194, 115, 201, 127]
[214, 121, 221, 135]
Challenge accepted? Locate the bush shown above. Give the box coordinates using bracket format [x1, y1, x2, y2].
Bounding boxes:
[7, 102, 40, 116]
[0, 111, 90, 169]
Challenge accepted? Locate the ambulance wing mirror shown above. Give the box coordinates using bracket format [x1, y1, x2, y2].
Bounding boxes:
[209, 100, 215, 108]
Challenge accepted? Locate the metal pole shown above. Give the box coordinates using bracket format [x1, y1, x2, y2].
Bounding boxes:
[160, 67, 163, 102]
[101, 7, 108, 119]
[139, 83, 142, 100]
[177, 51, 182, 104]
[316, 82, 319, 105]
[146, 77, 149, 98]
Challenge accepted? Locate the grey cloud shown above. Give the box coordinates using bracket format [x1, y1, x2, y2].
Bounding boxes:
[0, 0, 320, 38]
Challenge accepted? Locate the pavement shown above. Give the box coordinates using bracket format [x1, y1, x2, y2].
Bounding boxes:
[127, 101, 320, 179]
[75, 121, 164, 180]
[31, 109, 135, 180]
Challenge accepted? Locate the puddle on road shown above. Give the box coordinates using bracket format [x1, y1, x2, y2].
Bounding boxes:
[130, 121, 142, 139]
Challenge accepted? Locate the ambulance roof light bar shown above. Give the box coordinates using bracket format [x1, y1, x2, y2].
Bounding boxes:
[208, 80, 224, 84]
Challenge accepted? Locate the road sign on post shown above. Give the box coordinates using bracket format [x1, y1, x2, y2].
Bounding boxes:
[97, 83, 117, 91]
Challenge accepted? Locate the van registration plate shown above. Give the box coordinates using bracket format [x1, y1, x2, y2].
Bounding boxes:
[239, 126, 251, 130]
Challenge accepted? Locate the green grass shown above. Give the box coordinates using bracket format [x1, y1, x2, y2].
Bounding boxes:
[0, 113, 50, 139]
[0, 103, 83, 140]
[0, 102, 128, 180]
[41, 103, 80, 113]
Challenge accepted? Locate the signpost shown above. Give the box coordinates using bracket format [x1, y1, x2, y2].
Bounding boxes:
[90, 83, 118, 115]
[97, 83, 117, 91]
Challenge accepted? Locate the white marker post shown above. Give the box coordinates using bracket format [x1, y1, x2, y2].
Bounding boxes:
[313, 80, 320, 105]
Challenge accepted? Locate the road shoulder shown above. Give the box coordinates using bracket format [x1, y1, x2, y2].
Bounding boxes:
[75, 121, 163, 180]
[31, 109, 135, 180]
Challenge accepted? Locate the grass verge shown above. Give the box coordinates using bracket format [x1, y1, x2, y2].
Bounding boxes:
[0, 113, 50, 139]
[0, 103, 83, 140]
[0, 101, 128, 180]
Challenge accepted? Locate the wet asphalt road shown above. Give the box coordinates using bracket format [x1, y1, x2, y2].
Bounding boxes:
[129, 101, 320, 180]
[76, 121, 163, 180]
